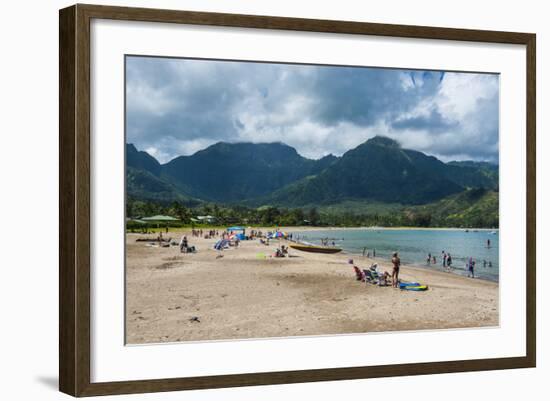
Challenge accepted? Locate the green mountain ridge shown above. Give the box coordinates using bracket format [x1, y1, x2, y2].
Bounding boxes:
[160, 142, 337, 202]
[126, 137, 499, 226]
[250, 137, 497, 207]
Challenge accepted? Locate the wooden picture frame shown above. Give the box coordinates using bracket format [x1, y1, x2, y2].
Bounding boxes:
[59, 3, 536, 397]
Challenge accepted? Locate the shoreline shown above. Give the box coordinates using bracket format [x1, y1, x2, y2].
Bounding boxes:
[344, 252, 498, 283]
[286, 227, 499, 283]
[128, 225, 499, 233]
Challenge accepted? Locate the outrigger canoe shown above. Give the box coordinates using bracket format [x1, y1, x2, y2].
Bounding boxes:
[289, 243, 342, 254]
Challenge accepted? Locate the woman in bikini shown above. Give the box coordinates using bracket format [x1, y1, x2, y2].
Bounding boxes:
[391, 251, 401, 288]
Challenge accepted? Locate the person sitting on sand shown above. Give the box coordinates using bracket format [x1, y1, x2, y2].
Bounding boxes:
[348, 259, 364, 281]
[281, 245, 289, 256]
[391, 252, 401, 288]
[371, 263, 390, 286]
[179, 235, 188, 253]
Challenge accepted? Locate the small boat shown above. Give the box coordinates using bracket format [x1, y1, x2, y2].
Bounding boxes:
[136, 237, 172, 243]
[289, 243, 342, 254]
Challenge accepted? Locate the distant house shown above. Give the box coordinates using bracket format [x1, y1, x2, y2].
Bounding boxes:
[196, 215, 216, 224]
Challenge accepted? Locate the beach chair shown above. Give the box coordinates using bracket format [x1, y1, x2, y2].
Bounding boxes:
[353, 266, 365, 281]
[363, 269, 379, 284]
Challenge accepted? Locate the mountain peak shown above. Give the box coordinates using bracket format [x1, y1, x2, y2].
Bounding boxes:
[365, 136, 401, 148]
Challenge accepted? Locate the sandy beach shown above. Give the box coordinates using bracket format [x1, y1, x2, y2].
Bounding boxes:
[126, 228, 499, 344]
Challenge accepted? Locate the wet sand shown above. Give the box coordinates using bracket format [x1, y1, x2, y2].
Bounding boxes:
[126, 229, 499, 344]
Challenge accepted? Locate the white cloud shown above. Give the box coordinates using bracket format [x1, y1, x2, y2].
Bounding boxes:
[126, 57, 499, 163]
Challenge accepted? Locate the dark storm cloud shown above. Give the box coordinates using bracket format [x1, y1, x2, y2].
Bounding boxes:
[126, 56, 499, 163]
[391, 109, 458, 132]
[310, 68, 442, 127]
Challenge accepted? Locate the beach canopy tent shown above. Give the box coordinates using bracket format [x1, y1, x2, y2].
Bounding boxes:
[269, 231, 287, 239]
[227, 226, 246, 240]
[214, 239, 230, 250]
[127, 218, 148, 225]
[142, 215, 180, 222]
[227, 226, 245, 232]
[141, 215, 180, 228]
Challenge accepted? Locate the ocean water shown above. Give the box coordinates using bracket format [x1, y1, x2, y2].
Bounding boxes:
[292, 228, 499, 282]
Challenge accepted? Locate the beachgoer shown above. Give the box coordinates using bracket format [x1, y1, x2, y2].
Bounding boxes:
[447, 253, 452, 270]
[487, 239, 491, 248]
[488, 261, 492, 268]
[468, 257, 475, 278]
[483, 260, 487, 268]
[362, 247, 367, 257]
[432, 256, 436, 264]
[281, 245, 288, 256]
[442, 251, 447, 266]
[373, 249, 376, 258]
[179, 235, 188, 253]
[349, 259, 364, 281]
[371, 263, 390, 286]
[391, 252, 401, 288]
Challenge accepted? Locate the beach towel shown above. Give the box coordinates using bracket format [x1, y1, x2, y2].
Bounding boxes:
[399, 282, 428, 291]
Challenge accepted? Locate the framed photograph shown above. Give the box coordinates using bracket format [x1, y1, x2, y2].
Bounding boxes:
[59, 4, 536, 397]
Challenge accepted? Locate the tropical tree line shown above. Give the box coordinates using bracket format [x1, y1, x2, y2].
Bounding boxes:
[126, 197, 498, 229]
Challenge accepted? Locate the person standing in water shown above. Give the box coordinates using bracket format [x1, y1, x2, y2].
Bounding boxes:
[468, 257, 476, 278]
[373, 248, 376, 258]
[487, 239, 491, 248]
[391, 252, 401, 288]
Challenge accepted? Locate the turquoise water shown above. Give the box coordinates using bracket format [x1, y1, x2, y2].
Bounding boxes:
[292, 229, 499, 282]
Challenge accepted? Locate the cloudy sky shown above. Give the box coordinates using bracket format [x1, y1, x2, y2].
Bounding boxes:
[126, 56, 499, 164]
